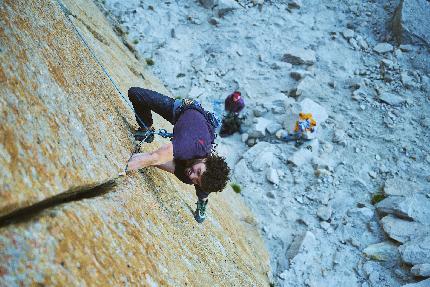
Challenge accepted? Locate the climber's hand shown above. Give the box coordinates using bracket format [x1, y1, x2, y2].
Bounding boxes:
[127, 153, 145, 171]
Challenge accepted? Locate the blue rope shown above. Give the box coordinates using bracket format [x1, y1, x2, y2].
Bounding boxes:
[54, 0, 177, 177]
[54, 0, 148, 129]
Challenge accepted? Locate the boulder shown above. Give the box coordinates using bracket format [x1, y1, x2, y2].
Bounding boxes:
[266, 168, 280, 185]
[345, 76, 364, 90]
[253, 105, 267, 117]
[288, 0, 302, 9]
[283, 98, 328, 134]
[295, 77, 315, 98]
[272, 105, 285, 114]
[266, 123, 282, 135]
[381, 59, 395, 69]
[347, 207, 374, 221]
[401, 71, 419, 89]
[233, 159, 250, 183]
[242, 142, 277, 171]
[363, 261, 402, 287]
[199, 0, 217, 9]
[352, 88, 370, 101]
[349, 38, 359, 50]
[376, 193, 430, 224]
[252, 0, 264, 5]
[399, 236, 430, 265]
[286, 231, 317, 261]
[317, 206, 332, 221]
[241, 133, 249, 142]
[246, 138, 257, 147]
[379, 92, 406, 106]
[411, 263, 430, 277]
[384, 178, 417, 196]
[400, 44, 416, 52]
[392, 0, 430, 47]
[249, 117, 273, 138]
[363, 242, 399, 261]
[381, 215, 427, 243]
[288, 148, 313, 167]
[402, 279, 430, 287]
[342, 29, 355, 39]
[275, 129, 287, 139]
[356, 35, 369, 50]
[373, 43, 394, 54]
[282, 47, 316, 65]
[216, 0, 241, 17]
[290, 70, 309, 81]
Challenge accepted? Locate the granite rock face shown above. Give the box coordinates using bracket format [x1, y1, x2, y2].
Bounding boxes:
[0, 176, 270, 286]
[0, 0, 270, 285]
[0, 0, 161, 217]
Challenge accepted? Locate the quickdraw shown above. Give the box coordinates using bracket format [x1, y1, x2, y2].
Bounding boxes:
[148, 128, 173, 139]
[132, 128, 173, 153]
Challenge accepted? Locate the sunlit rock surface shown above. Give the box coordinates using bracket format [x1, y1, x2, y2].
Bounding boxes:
[0, 0, 270, 285]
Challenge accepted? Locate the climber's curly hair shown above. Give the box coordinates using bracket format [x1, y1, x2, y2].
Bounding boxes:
[200, 153, 230, 194]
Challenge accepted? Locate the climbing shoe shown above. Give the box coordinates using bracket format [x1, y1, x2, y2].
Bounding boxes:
[134, 126, 155, 143]
[194, 199, 208, 223]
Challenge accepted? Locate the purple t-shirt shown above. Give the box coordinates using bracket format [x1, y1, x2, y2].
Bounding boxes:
[173, 109, 214, 200]
[172, 109, 214, 160]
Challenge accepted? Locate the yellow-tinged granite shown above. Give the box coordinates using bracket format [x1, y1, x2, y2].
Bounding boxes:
[0, 0, 168, 217]
[0, 0, 270, 285]
[0, 174, 270, 286]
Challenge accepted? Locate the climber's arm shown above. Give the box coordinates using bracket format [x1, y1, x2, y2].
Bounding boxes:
[127, 143, 173, 171]
[155, 160, 175, 174]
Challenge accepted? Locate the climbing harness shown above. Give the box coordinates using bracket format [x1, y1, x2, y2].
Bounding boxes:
[174, 98, 220, 130]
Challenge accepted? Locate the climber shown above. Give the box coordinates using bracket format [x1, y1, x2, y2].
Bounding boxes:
[219, 91, 245, 137]
[125, 87, 230, 223]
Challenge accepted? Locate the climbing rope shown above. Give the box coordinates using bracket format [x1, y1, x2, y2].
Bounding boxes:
[54, 0, 176, 176]
[54, 0, 151, 129]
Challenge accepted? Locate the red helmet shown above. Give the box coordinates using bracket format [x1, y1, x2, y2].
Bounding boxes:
[232, 91, 241, 101]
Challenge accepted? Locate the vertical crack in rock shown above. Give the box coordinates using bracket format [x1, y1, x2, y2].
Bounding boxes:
[0, 180, 117, 228]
